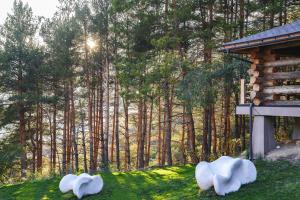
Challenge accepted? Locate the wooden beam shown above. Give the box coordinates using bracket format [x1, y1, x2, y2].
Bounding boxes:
[236, 105, 300, 117]
[263, 100, 300, 106]
[265, 58, 300, 67]
[253, 84, 262, 92]
[265, 71, 300, 80]
[253, 97, 262, 106]
[240, 79, 245, 104]
[247, 69, 260, 77]
[263, 85, 300, 95]
[249, 76, 274, 87]
[250, 91, 275, 100]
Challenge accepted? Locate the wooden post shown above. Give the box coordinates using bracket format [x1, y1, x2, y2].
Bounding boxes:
[240, 79, 245, 104]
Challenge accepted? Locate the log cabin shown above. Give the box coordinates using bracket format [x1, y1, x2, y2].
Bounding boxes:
[222, 19, 300, 159]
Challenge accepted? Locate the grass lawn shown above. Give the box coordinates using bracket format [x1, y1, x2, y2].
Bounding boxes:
[0, 160, 300, 200]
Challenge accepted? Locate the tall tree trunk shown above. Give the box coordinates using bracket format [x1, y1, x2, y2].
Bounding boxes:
[185, 105, 198, 164]
[37, 104, 43, 172]
[123, 98, 130, 170]
[269, 0, 275, 28]
[136, 98, 144, 169]
[70, 81, 78, 172]
[66, 86, 71, 173]
[163, 82, 172, 166]
[99, 65, 105, 171]
[223, 87, 231, 155]
[84, 20, 94, 172]
[239, 0, 244, 38]
[52, 104, 57, 172]
[110, 84, 116, 163]
[115, 79, 120, 170]
[212, 105, 217, 156]
[18, 67, 26, 177]
[181, 106, 187, 164]
[145, 98, 153, 167]
[157, 97, 162, 165]
[62, 84, 68, 174]
[162, 105, 166, 166]
[202, 108, 209, 161]
[80, 101, 88, 173]
[29, 111, 36, 174]
[103, 56, 110, 170]
[207, 106, 212, 156]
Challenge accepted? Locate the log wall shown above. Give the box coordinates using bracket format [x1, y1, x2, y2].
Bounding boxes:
[247, 48, 300, 105]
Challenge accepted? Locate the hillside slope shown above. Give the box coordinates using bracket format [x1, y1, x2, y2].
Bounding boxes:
[0, 160, 299, 200]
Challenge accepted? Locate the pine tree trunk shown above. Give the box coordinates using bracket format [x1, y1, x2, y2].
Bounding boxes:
[136, 98, 144, 169]
[66, 86, 71, 173]
[202, 108, 209, 161]
[181, 107, 186, 164]
[52, 104, 57, 172]
[80, 100, 88, 173]
[115, 79, 120, 170]
[163, 82, 172, 166]
[212, 105, 217, 156]
[18, 67, 26, 177]
[185, 106, 198, 164]
[37, 104, 43, 172]
[104, 57, 110, 170]
[208, 106, 212, 156]
[123, 98, 130, 170]
[110, 85, 116, 163]
[162, 106, 166, 166]
[157, 97, 162, 166]
[62, 84, 67, 174]
[29, 111, 36, 173]
[223, 88, 231, 155]
[145, 98, 153, 167]
[99, 65, 105, 171]
[239, 0, 244, 39]
[70, 82, 78, 172]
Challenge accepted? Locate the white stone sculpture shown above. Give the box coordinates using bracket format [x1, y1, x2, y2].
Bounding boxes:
[59, 173, 104, 199]
[195, 156, 257, 196]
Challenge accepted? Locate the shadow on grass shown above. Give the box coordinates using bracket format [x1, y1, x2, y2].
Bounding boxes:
[1, 161, 300, 200]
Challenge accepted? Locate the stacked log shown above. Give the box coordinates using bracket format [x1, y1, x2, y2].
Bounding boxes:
[248, 49, 300, 105]
[249, 49, 279, 105]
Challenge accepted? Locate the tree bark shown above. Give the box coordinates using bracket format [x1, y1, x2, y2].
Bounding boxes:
[80, 101, 88, 173]
[157, 97, 162, 166]
[115, 79, 120, 170]
[123, 98, 130, 170]
[145, 98, 153, 167]
[136, 98, 144, 168]
[163, 81, 172, 166]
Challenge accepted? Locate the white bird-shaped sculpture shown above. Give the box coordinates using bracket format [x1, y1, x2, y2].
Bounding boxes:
[59, 173, 104, 199]
[195, 156, 257, 196]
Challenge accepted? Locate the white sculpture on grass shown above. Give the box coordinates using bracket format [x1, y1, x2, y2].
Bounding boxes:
[59, 173, 104, 199]
[195, 156, 257, 196]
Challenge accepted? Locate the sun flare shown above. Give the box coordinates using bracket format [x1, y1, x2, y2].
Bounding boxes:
[87, 38, 97, 50]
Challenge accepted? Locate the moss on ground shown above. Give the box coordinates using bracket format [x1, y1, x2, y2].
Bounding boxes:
[0, 160, 299, 200]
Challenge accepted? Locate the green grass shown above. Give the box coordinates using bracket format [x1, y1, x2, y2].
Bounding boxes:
[1, 160, 300, 200]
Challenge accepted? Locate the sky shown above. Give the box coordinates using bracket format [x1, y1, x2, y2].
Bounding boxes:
[0, 0, 59, 25]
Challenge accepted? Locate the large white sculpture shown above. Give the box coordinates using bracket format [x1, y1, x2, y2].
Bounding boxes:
[59, 173, 104, 199]
[195, 156, 257, 196]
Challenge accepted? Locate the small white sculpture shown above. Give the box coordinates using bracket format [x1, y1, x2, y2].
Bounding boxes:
[195, 156, 256, 196]
[59, 173, 104, 199]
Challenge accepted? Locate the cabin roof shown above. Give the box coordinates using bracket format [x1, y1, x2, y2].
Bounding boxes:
[222, 19, 300, 53]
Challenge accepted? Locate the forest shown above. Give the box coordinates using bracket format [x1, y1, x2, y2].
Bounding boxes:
[0, 0, 299, 183]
